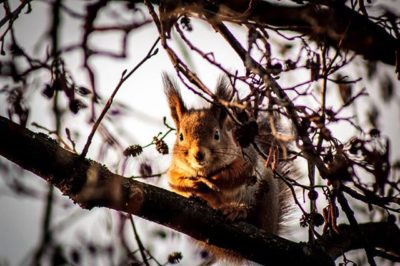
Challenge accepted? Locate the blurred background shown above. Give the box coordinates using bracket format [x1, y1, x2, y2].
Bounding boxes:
[0, 0, 399, 265]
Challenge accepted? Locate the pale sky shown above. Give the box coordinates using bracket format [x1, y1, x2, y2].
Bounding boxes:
[0, 1, 399, 265]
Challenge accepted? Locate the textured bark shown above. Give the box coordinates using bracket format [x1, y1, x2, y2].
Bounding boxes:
[0, 116, 333, 266]
[245, 1, 399, 66]
[138, 0, 399, 66]
[318, 222, 400, 260]
[1, 116, 400, 264]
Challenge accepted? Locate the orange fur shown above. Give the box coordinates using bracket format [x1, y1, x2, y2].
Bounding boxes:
[164, 73, 293, 264]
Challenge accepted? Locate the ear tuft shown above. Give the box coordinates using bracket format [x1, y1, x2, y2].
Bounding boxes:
[214, 76, 233, 102]
[163, 73, 187, 127]
[212, 76, 232, 126]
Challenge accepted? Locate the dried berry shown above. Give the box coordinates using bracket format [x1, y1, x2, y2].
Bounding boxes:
[77, 86, 91, 96]
[300, 214, 308, 227]
[153, 137, 169, 155]
[168, 252, 182, 264]
[268, 62, 283, 75]
[285, 59, 296, 70]
[308, 190, 319, 201]
[311, 212, 324, 227]
[235, 121, 258, 148]
[180, 16, 192, 31]
[369, 128, 380, 137]
[69, 99, 87, 114]
[123, 145, 143, 157]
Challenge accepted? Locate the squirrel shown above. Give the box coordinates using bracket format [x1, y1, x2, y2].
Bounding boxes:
[163, 73, 290, 262]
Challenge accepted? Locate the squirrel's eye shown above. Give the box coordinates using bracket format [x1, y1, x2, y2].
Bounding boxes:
[214, 130, 220, 141]
[179, 132, 184, 141]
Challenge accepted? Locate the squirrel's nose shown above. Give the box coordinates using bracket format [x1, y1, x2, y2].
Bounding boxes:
[194, 150, 205, 162]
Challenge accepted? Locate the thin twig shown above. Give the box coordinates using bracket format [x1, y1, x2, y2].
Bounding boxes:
[308, 43, 329, 243]
[129, 216, 150, 266]
[209, 20, 330, 178]
[336, 185, 377, 266]
[143, 0, 215, 101]
[0, 0, 32, 29]
[80, 38, 159, 157]
[342, 184, 400, 212]
[274, 170, 308, 215]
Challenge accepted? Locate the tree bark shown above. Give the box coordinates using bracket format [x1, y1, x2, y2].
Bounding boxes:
[0, 115, 332, 265]
[1, 116, 399, 264]
[138, 0, 399, 66]
[318, 222, 400, 260]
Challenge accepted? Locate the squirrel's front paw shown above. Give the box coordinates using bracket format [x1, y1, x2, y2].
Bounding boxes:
[218, 203, 248, 222]
[197, 176, 220, 192]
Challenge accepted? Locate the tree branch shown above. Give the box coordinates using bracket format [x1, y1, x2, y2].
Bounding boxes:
[136, 0, 399, 66]
[1, 116, 400, 264]
[319, 222, 400, 260]
[0, 115, 332, 266]
[249, 1, 399, 66]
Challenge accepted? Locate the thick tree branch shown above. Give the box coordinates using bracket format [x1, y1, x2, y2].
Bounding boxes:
[0, 116, 333, 266]
[249, 1, 399, 66]
[136, 0, 399, 66]
[1, 116, 400, 264]
[319, 222, 400, 260]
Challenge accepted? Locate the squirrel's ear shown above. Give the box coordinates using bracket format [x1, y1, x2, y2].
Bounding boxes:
[212, 76, 232, 126]
[163, 73, 187, 127]
[214, 76, 233, 102]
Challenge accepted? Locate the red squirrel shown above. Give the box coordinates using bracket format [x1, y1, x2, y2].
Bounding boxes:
[164, 74, 290, 262]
